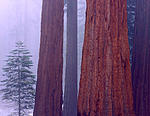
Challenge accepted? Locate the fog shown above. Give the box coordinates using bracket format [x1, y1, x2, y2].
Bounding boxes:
[0, 0, 86, 115]
[77, 0, 86, 88]
[0, 0, 42, 76]
[0, 0, 42, 115]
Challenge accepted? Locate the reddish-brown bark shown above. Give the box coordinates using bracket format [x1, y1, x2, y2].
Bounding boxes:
[33, 0, 63, 116]
[132, 0, 150, 116]
[78, 0, 135, 116]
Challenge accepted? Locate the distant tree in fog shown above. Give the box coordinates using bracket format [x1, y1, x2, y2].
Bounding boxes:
[63, 0, 77, 115]
[0, 41, 36, 116]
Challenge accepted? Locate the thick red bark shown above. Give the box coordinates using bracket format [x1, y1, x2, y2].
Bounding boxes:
[78, 0, 135, 116]
[132, 0, 150, 115]
[33, 0, 64, 116]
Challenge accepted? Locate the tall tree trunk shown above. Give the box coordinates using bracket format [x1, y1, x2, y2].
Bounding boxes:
[63, 0, 77, 116]
[18, 52, 21, 116]
[132, 0, 150, 116]
[78, 0, 135, 116]
[33, 0, 64, 116]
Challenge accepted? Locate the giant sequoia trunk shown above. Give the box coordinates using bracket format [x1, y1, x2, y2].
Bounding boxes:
[63, 0, 77, 116]
[78, 0, 135, 116]
[33, 0, 64, 116]
[132, 0, 150, 115]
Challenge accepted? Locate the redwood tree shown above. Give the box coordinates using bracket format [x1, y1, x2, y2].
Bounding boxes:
[132, 0, 150, 115]
[63, 0, 77, 116]
[33, 0, 64, 116]
[78, 0, 135, 116]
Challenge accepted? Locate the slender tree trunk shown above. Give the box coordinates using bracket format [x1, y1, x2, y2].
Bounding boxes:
[18, 80, 21, 116]
[63, 0, 77, 116]
[33, 0, 64, 116]
[18, 51, 21, 116]
[18, 84, 21, 116]
[132, 0, 150, 116]
[78, 0, 135, 116]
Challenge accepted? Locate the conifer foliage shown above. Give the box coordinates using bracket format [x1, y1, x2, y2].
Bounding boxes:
[0, 41, 36, 116]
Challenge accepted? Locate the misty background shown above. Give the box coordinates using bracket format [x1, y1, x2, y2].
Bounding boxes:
[0, 0, 86, 115]
[0, 0, 42, 115]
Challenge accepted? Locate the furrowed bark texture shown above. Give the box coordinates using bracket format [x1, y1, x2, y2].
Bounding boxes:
[132, 0, 150, 115]
[78, 0, 135, 116]
[63, 0, 77, 116]
[33, 0, 64, 116]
